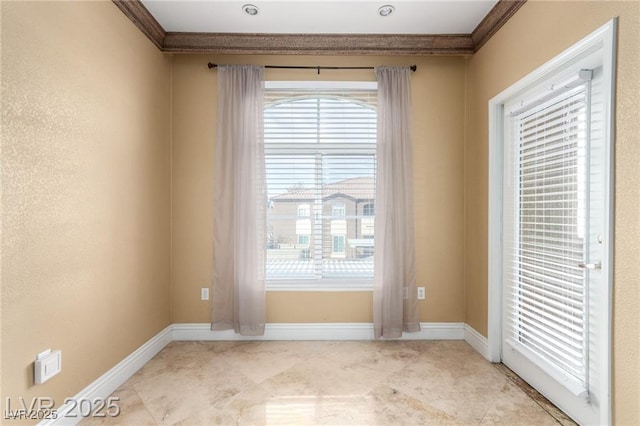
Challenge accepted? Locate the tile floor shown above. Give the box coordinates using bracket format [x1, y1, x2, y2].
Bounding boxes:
[82, 340, 574, 425]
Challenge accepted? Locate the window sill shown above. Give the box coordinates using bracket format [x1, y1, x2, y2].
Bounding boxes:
[266, 279, 373, 292]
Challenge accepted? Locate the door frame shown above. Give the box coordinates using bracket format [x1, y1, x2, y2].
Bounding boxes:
[487, 19, 617, 425]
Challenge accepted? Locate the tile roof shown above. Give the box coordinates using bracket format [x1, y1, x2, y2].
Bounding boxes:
[270, 176, 374, 201]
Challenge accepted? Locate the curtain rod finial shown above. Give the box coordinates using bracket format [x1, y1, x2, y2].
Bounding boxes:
[208, 63, 217, 69]
[410, 65, 417, 72]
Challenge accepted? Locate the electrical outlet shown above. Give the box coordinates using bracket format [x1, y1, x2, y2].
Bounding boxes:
[201, 288, 209, 300]
[417, 287, 426, 300]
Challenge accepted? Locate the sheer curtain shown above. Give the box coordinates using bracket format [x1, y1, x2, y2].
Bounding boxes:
[211, 65, 266, 336]
[373, 66, 420, 339]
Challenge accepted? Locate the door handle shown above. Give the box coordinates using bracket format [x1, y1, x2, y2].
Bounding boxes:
[578, 261, 602, 270]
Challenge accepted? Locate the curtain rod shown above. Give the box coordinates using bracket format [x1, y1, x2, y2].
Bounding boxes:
[207, 63, 416, 74]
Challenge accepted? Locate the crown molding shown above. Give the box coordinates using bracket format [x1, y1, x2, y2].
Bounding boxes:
[472, 0, 527, 52]
[163, 33, 474, 55]
[112, 0, 165, 49]
[113, 0, 526, 55]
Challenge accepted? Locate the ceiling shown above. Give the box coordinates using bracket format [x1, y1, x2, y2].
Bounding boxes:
[140, 0, 498, 35]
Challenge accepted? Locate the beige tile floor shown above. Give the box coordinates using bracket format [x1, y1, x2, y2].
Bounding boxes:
[82, 340, 574, 425]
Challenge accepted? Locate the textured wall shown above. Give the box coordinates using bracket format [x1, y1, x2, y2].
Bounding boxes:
[171, 54, 466, 324]
[4, 0, 634, 422]
[1, 0, 172, 410]
[464, 1, 639, 423]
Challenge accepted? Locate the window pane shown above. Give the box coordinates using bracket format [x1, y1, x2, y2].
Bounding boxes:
[297, 204, 310, 217]
[332, 203, 346, 218]
[298, 235, 310, 245]
[265, 90, 376, 282]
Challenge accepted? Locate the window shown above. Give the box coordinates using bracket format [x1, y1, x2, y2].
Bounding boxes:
[297, 204, 310, 218]
[332, 235, 346, 255]
[360, 202, 375, 257]
[361, 203, 375, 237]
[332, 203, 346, 218]
[265, 82, 376, 287]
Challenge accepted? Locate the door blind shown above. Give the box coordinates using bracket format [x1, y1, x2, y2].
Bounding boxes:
[504, 80, 591, 387]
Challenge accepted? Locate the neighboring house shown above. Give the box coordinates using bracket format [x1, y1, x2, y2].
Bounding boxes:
[268, 176, 374, 260]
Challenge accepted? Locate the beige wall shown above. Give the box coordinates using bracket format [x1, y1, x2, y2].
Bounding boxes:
[171, 54, 466, 324]
[4, 0, 636, 423]
[1, 0, 172, 410]
[464, 1, 639, 423]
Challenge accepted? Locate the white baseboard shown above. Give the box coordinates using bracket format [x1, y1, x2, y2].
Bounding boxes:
[41, 321, 472, 425]
[172, 322, 465, 341]
[464, 324, 490, 361]
[40, 325, 172, 426]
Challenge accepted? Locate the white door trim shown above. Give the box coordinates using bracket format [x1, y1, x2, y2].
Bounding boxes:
[487, 18, 616, 425]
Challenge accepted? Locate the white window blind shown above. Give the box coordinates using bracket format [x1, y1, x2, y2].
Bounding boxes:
[264, 85, 376, 283]
[504, 77, 591, 389]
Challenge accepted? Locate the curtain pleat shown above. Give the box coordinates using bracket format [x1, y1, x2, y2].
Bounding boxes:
[211, 65, 266, 336]
[373, 66, 420, 339]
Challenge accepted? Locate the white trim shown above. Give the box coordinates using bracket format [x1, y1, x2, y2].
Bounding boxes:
[39, 321, 471, 425]
[40, 325, 172, 426]
[486, 20, 615, 111]
[487, 19, 616, 426]
[172, 322, 465, 341]
[487, 95, 504, 363]
[504, 338, 588, 398]
[599, 17, 616, 426]
[464, 324, 490, 361]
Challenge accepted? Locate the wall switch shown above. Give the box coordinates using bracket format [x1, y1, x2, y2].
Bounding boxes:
[201, 287, 209, 300]
[417, 287, 426, 300]
[35, 349, 62, 384]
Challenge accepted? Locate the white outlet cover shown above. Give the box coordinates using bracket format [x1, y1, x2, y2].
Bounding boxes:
[201, 288, 209, 300]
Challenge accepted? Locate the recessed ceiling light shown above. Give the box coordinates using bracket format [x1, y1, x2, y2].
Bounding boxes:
[378, 4, 395, 17]
[242, 4, 259, 16]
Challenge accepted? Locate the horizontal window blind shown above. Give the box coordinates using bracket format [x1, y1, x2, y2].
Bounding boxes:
[504, 81, 590, 386]
[264, 87, 377, 282]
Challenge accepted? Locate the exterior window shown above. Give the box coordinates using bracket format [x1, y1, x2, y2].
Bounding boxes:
[361, 204, 374, 236]
[297, 204, 310, 218]
[360, 203, 375, 257]
[264, 82, 376, 284]
[332, 235, 346, 254]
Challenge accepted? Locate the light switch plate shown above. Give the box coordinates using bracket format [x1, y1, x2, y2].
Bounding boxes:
[35, 350, 62, 384]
